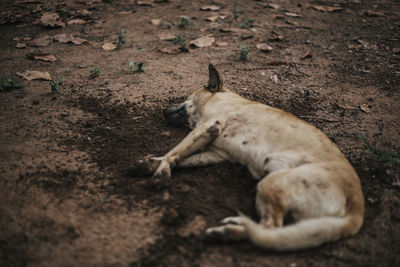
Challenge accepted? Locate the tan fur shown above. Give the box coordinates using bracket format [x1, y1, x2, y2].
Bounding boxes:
[134, 64, 364, 251]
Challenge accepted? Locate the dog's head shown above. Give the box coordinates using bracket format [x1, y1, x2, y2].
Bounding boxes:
[163, 64, 224, 128]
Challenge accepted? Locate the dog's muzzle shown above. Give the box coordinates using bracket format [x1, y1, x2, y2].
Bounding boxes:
[163, 104, 189, 127]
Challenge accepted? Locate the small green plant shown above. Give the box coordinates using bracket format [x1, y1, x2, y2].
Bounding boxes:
[0, 76, 22, 92]
[178, 16, 191, 29]
[164, 21, 173, 29]
[359, 134, 400, 166]
[239, 45, 250, 61]
[240, 18, 256, 28]
[129, 61, 146, 72]
[233, 0, 240, 21]
[89, 66, 100, 79]
[114, 26, 126, 50]
[171, 34, 188, 52]
[49, 75, 64, 92]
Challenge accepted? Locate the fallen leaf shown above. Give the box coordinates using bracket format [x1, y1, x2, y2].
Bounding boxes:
[200, 5, 221, 11]
[159, 47, 181, 54]
[241, 33, 254, 40]
[71, 37, 87, 45]
[256, 43, 273, 52]
[365, 10, 384, 17]
[357, 39, 369, 49]
[27, 52, 57, 62]
[284, 12, 301, 18]
[151, 19, 161, 25]
[16, 43, 26, 48]
[215, 41, 228, 47]
[157, 32, 175, 41]
[268, 35, 284, 41]
[267, 3, 280, 9]
[33, 35, 52, 47]
[12, 37, 20, 41]
[78, 9, 92, 16]
[137, 0, 154, 6]
[360, 104, 371, 113]
[40, 12, 65, 28]
[17, 70, 52, 81]
[270, 74, 279, 84]
[301, 50, 312, 59]
[312, 5, 344, 12]
[67, 19, 86, 25]
[393, 48, 400, 54]
[206, 15, 226, 22]
[102, 42, 116, 50]
[190, 36, 215, 48]
[53, 33, 87, 45]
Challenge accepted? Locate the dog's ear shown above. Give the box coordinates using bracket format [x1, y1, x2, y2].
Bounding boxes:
[207, 64, 223, 92]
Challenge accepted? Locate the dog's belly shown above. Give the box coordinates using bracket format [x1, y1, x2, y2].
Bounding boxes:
[213, 132, 315, 180]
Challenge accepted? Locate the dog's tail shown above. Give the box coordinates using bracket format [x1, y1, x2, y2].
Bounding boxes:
[240, 211, 363, 251]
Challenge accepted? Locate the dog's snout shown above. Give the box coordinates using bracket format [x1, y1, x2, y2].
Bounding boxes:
[163, 104, 188, 127]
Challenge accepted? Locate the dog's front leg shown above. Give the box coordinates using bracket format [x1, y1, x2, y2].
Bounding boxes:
[152, 120, 221, 187]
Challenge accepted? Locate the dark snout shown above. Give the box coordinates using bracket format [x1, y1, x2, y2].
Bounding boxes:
[163, 103, 188, 127]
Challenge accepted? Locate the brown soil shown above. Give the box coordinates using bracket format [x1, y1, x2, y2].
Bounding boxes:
[1, 0, 399, 266]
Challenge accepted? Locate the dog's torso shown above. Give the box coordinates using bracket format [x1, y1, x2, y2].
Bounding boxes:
[202, 91, 346, 180]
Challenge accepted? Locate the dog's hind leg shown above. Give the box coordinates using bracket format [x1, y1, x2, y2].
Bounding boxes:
[177, 151, 226, 168]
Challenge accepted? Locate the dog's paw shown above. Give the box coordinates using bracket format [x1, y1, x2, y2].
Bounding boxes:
[205, 224, 247, 242]
[205, 226, 226, 240]
[220, 216, 244, 225]
[126, 157, 162, 177]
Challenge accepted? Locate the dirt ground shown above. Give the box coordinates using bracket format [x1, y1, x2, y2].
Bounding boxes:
[1, 0, 399, 266]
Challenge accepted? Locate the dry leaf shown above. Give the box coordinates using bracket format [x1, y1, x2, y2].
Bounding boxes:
[71, 37, 87, 45]
[137, 0, 154, 6]
[33, 35, 52, 47]
[267, 3, 280, 9]
[102, 42, 116, 51]
[78, 9, 92, 16]
[270, 74, 279, 84]
[40, 12, 65, 28]
[17, 70, 52, 81]
[268, 35, 284, 41]
[256, 43, 273, 52]
[312, 5, 344, 12]
[157, 32, 175, 41]
[151, 19, 161, 25]
[67, 19, 86, 25]
[159, 47, 181, 54]
[284, 12, 301, 18]
[12, 37, 20, 41]
[301, 50, 312, 59]
[190, 36, 215, 48]
[215, 41, 228, 47]
[393, 48, 400, 54]
[27, 52, 57, 62]
[360, 104, 371, 113]
[365, 10, 384, 17]
[200, 5, 220, 11]
[16, 43, 26, 48]
[53, 33, 87, 45]
[206, 15, 226, 22]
